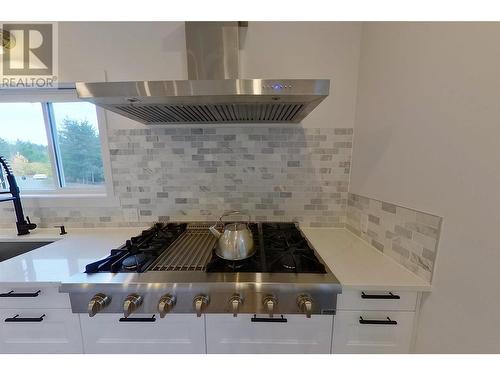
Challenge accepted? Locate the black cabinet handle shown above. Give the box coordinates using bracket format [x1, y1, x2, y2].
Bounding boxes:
[361, 292, 400, 300]
[0, 290, 41, 298]
[359, 316, 397, 325]
[119, 315, 156, 322]
[251, 314, 287, 323]
[5, 314, 45, 322]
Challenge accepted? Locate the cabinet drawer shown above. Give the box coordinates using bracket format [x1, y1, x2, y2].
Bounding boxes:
[80, 313, 205, 354]
[332, 310, 414, 353]
[0, 284, 70, 309]
[0, 308, 82, 353]
[206, 314, 333, 354]
[337, 290, 417, 311]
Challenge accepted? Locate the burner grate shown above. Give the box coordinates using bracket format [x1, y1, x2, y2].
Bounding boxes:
[148, 223, 217, 271]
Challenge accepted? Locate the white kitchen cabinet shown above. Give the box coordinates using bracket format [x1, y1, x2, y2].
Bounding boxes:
[336, 290, 417, 311]
[0, 283, 71, 309]
[0, 308, 83, 353]
[332, 289, 420, 353]
[80, 313, 205, 353]
[206, 314, 333, 354]
[332, 310, 415, 353]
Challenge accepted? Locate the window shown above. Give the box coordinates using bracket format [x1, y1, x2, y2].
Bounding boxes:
[0, 93, 107, 194]
[0, 103, 55, 190]
[50, 102, 105, 188]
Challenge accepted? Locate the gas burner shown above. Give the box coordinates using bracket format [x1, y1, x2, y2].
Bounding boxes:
[280, 254, 296, 270]
[205, 244, 261, 273]
[206, 222, 326, 274]
[226, 261, 246, 270]
[122, 253, 148, 270]
[85, 223, 188, 274]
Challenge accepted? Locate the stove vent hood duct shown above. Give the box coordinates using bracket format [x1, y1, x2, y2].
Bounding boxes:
[75, 22, 330, 124]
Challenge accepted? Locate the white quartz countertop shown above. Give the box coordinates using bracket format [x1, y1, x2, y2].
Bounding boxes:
[0, 227, 142, 284]
[0, 226, 430, 291]
[301, 227, 431, 291]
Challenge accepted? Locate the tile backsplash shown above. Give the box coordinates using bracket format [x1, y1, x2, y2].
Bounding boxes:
[109, 126, 353, 227]
[0, 126, 443, 282]
[0, 126, 353, 228]
[346, 193, 442, 282]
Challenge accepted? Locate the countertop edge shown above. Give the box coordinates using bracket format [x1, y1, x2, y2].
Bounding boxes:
[0, 226, 433, 292]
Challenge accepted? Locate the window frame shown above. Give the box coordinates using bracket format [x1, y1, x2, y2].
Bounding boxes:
[0, 88, 114, 198]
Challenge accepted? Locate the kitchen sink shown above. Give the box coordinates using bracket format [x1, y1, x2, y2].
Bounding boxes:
[0, 241, 53, 262]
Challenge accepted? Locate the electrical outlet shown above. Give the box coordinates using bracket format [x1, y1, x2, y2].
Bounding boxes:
[361, 214, 369, 233]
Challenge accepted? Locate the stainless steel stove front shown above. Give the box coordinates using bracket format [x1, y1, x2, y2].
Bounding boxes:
[64, 278, 340, 318]
[60, 222, 342, 319]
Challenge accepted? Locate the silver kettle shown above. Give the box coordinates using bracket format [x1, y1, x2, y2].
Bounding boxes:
[209, 211, 255, 261]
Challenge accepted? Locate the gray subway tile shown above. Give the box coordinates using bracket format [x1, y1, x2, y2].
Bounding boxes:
[395, 225, 412, 239]
[392, 243, 410, 258]
[422, 248, 436, 262]
[371, 239, 384, 252]
[381, 202, 397, 214]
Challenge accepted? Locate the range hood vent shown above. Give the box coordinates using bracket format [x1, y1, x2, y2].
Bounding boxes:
[115, 103, 305, 124]
[76, 22, 329, 125]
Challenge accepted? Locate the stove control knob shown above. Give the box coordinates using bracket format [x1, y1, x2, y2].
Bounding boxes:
[193, 295, 209, 317]
[263, 295, 277, 318]
[123, 293, 143, 318]
[88, 293, 111, 317]
[297, 295, 313, 318]
[158, 294, 176, 318]
[229, 294, 243, 317]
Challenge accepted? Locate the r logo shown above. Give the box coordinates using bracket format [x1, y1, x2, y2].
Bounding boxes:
[2, 23, 53, 76]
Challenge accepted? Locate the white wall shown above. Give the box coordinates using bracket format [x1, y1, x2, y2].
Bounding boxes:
[59, 22, 187, 130]
[58, 22, 362, 130]
[350, 22, 500, 353]
[241, 22, 362, 129]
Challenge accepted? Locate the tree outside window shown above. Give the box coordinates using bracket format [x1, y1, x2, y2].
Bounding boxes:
[0, 100, 105, 192]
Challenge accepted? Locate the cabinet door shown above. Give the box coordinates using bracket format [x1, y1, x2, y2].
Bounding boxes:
[336, 290, 417, 311]
[80, 313, 205, 354]
[0, 308, 83, 353]
[0, 284, 70, 309]
[206, 314, 333, 354]
[332, 310, 415, 353]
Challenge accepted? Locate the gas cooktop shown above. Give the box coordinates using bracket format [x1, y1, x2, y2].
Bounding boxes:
[85, 222, 327, 274]
[62, 222, 340, 317]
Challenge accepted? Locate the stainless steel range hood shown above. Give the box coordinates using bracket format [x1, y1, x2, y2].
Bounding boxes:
[76, 22, 330, 124]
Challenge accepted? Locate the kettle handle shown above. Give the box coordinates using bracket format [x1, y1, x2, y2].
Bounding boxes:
[217, 211, 251, 226]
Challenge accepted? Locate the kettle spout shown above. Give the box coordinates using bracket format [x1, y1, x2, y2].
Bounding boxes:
[209, 225, 221, 239]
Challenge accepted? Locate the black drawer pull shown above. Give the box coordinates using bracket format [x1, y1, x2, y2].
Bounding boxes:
[359, 316, 397, 325]
[119, 315, 156, 322]
[251, 314, 287, 323]
[0, 290, 41, 298]
[361, 292, 400, 300]
[5, 314, 45, 322]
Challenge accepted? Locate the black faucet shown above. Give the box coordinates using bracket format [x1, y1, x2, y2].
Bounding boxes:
[0, 155, 37, 235]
